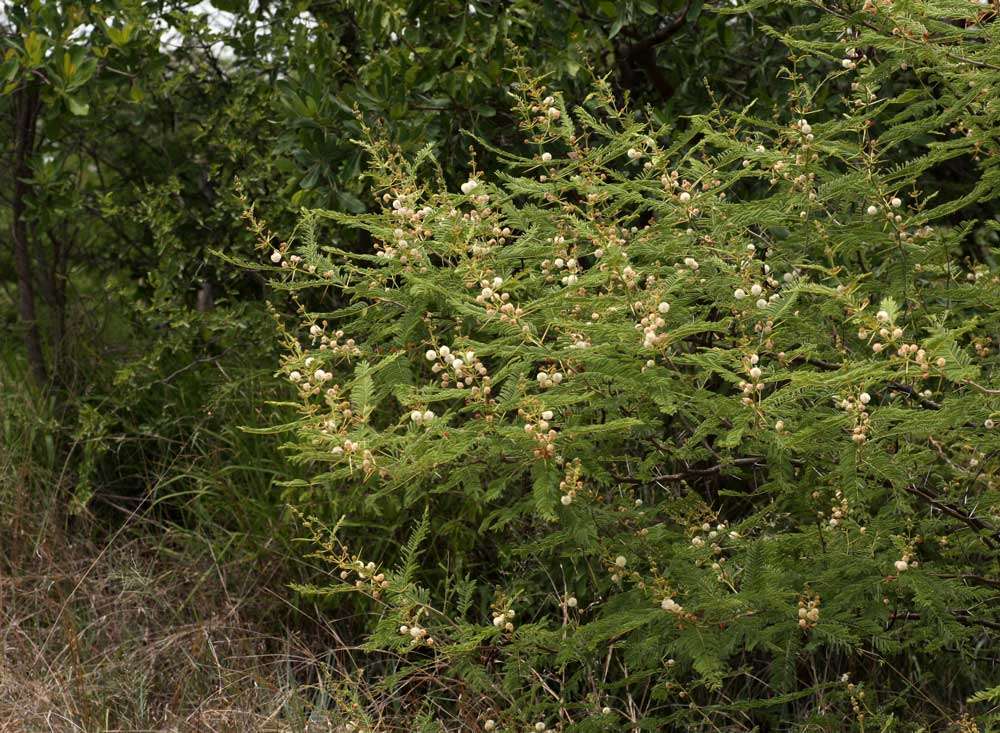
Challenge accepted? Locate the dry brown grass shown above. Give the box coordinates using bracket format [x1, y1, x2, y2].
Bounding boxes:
[0, 494, 354, 733]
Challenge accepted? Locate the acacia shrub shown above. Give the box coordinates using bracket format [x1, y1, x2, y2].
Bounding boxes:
[254, 4, 1000, 729]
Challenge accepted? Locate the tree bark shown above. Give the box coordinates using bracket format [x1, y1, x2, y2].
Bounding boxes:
[615, 1, 692, 106]
[10, 82, 47, 386]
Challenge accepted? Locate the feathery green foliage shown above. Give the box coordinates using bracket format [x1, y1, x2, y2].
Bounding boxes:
[259, 2, 1000, 729]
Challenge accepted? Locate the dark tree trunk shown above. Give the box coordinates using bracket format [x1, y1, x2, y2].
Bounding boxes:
[614, 2, 692, 107]
[10, 83, 47, 386]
